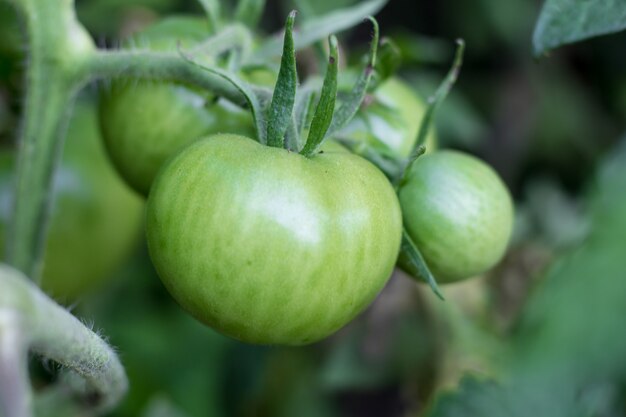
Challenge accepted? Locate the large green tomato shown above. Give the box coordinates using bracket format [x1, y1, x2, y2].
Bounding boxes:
[146, 134, 402, 345]
[398, 151, 513, 283]
[99, 16, 256, 196]
[337, 76, 437, 159]
[0, 102, 143, 299]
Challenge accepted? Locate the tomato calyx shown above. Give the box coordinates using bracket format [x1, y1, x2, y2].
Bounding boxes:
[179, 11, 380, 157]
[263, 12, 381, 157]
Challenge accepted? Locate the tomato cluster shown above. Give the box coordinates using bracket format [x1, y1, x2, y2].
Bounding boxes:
[93, 17, 513, 345]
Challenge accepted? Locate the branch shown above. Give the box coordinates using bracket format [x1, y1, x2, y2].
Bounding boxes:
[0, 265, 128, 416]
[0, 312, 31, 417]
[81, 50, 248, 107]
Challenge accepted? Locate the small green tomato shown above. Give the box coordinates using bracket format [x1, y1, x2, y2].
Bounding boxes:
[398, 151, 513, 283]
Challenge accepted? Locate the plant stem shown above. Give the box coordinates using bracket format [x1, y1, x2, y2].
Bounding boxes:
[0, 265, 128, 415]
[80, 50, 247, 107]
[5, 0, 94, 281]
[7, 79, 77, 281]
[0, 312, 32, 417]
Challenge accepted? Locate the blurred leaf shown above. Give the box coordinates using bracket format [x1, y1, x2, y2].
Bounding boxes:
[523, 177, 590, 250]
[391, 32, 453, 65]
[288, 0, 358, 18]
[427, 137, 626, 416]
[373, 38, 402, 85]
[76, 0, 174, 36]
[142, 396, 191, 417]
[249, 0, 387, 63]
[533, 0, 626, 56]
[406, 72, 487, 150]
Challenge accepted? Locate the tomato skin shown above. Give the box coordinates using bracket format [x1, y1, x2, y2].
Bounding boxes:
[338, 77, 437, 158]
[146, 134, 402, 345]
[0, 102, 143, 299]
[398, 151, 513, 283]
[99, 16, 256, 196]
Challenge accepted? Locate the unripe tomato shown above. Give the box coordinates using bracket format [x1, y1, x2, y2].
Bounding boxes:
[99, 16, 256, 196]
[338, 76, 437, 158]
[398, 151, 513, 283]
[0, 101, 143, 299]
[146, 134, 402, 345]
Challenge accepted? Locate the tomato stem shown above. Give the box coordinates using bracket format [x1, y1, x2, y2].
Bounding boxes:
[6, 0, 93, 281]
[0, 311, 31, 417]
[3, 1, 128, 415]
[81, 50, 249, 107]
[0, 266, 128, 416]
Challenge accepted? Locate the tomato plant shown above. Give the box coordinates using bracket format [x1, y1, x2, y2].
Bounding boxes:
[0, 102, 143, 299]
[99, 16, 257, 196]
[398, 150, 513, 283]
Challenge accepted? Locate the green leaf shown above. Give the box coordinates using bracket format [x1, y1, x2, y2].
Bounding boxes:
[292, 0, 317, 20]
[234, 0, 266, 28]
[533, 0, 626, 56]
[266, 11, 297, 148]
[400, 229, 444, 300]
[426, 138, 626, 417]
[196, 0, 221, 32]
[411, 39, 464, 160]
[301, 36, 339, 157]
[248, 0, 387, 63]
[326, 17, 379, 137]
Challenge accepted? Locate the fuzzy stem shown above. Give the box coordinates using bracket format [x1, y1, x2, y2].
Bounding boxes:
[0, 265, 128, 415]
[0, 311, 32, 417]
[80, 50, 247, 106]
[5, 0, 95, 281]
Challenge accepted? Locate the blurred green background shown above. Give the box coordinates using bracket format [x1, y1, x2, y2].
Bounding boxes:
[1, 0, 625, 416]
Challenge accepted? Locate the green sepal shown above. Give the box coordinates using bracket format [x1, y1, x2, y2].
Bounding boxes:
[325, 17, 379, 138]
[411, 39, 465, 159]
[301, 36, 339, 156]
[400, 229, 444, 300]
[266, 11, 298, 148]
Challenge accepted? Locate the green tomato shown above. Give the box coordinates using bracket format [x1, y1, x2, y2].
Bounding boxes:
[0, 101, 143, 299]
[146, 134, 402, 345]
[398, 151, 513, 283]
[338, 76, 437, 158]
[99, 16, 256, 196]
